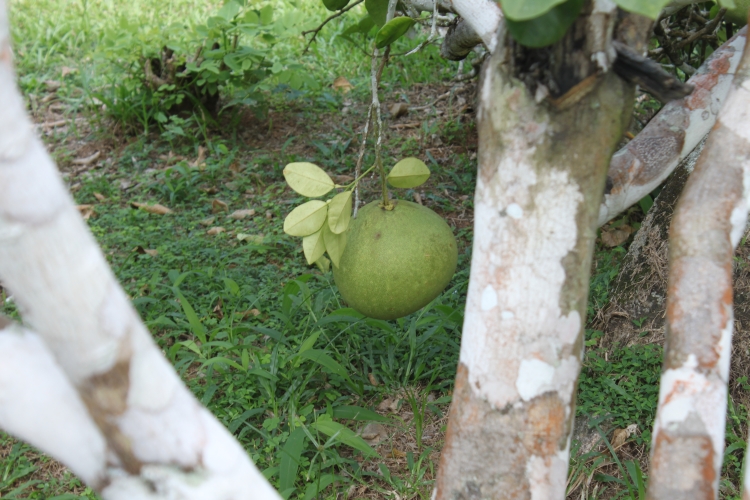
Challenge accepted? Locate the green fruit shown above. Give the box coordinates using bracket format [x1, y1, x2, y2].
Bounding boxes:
[322, 0, 349, 11]
[333, 200, 458, 320]
[726, 0, 749, 25]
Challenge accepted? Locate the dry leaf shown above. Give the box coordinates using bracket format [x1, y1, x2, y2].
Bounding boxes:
[389, 102, 409, 119]
[199, 217, 216, 226]
[228, 209, 256, 220]
[72, 151, 100, 165]
[212, 199, 229, 213]
[207, 227, 226, 235]
[265, 210, 273, 220]
[76, 204, 95, 220]
[611, 428, 629, 449]
[332, 76, 353, 93]
[333, 174, 354, 184]
[377, 397, 400, 413]
[61, 66, 76, 77]
[601, 225, 633, 247]
[45, 80, 62, 92]
[131, 202, 172, 215]
[391, 448, 407, 458]
[237, 233, 264, 244]
[368, 373, 380, 387]
[359, 422, 387, 445]
[134, 246, 158, 257]
[191, 145, 206, 168]
[93, 192, 107, 202]
[143, 249, 158, 257]
[213, 298, 224, 319]
[413, 192, 423, 205]
[237, 308, 262, 319]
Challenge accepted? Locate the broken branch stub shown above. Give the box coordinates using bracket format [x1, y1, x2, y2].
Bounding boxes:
[647, 31, 750, 500]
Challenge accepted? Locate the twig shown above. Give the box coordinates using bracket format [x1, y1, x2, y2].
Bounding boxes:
[352, 104, 373, 218]
[404, 0, 439, 57]
[302, 0, 365, 54]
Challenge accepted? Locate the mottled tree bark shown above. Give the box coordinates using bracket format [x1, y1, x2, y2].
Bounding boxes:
[434, 3, 647, 498]
[647, 33, 750, 499]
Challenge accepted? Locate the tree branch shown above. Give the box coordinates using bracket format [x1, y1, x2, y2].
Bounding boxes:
[302, 0, 365, 55]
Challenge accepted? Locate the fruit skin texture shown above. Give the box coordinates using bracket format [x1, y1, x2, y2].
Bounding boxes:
[333, 200, 458, 320]
[726, 0, 749, 26]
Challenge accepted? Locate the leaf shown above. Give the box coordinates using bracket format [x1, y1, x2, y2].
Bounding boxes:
[283, 162, 334, 197]
[315, 255, 331, 273]
[172, 287, 207, 344]
[505, 0, 584, 48]
[322, 0, 349, 11]
[638, 194, 653, 214]
[211, 198, 229, 213]
[312, 419, 379, 457]
[207, 226, 226, 235]
[302, 228, 326, 265]
[613, 0, 672, 19]
[342, 15, 375, 36]
[375, 17, 416, 49]
[333, 405, 390, 422]
[298, 349, 351, 380]
[332, 76, 354, 92]
[323, 223, 347, 267]
[387, 157, 431, 188]
[228, 209, 256, 219]
[279, 427, 306, 494]
[130, 201, 173, 215]
[500, 0, 568, 21]
[327, 191, 353, 234]
[365, 0, 388, 26]
[283, 200, 328, 237]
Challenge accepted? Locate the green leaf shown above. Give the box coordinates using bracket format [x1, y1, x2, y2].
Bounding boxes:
[500, 0, 569, 21]
[333, 405, 391, 422]
[375, 17, 416, 49]
[322, 0, 350, 11]
[172, 287, 207, 344]
[365, 0, 388, 26]
[315, 255, 331, 273]
[387, 157, 431, 188]
[323, 223, 347, 267]
[638, 194, 653, 215]
[302, 227, 326, 265]
[505, 0, 584, 48]
[283, 162, 335, 197]
[279, 427, 306, 494]
[343, 15, 376, 36]
[613, 0, 672, 19]
[283, 200, 328, 237]
[217, 0, 241, 20]
[312, 419, 379, 457]
[298, 349, 351, 380]
[327, 191, 353, 234]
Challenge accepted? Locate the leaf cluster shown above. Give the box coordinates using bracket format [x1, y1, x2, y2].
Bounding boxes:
[282, 158, 431, 269]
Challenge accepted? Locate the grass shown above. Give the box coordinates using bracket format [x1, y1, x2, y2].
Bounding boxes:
[2, 0, 748, 499]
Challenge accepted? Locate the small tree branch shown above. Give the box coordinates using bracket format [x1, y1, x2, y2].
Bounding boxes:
[302, 0, 365, 54]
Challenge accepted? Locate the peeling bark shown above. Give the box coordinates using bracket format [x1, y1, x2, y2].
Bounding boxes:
[647, 34, 750, 500]
[599, 27, 747, 226]
[0, 2, 280, 498]
[434, 4, 642, 498]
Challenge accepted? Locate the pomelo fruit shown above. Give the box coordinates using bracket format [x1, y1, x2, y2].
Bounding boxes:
[333, 200, 458, 320]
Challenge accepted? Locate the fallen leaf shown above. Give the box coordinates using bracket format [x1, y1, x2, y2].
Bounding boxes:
[93, 192, 107, 202]
[143, 249, 158, 257]
[72, 151, 100, 165]
[61, 66, 76, 77]
[413, 192, 423, 205]
[368, 373, 380, 387]
[377, 397, 400, 413]
[212, 199, 229, 213]
[130, 202, 172, 215]
[265, 210, 273, 220]
[359, 422, 387, 445]
[45, 80, 62, 92]
[333, 174, 355, 184]
[207, 227, 226, 235]
[611, 428, 629, 449]
[228, 209, 256, 220]
[391, 448, 407, 458]
[389, 102, 409, 119]
[237, 233, 264, 244]
[199, 217, 216, 226]
[191, 145, 206, 168]
[332, 76, 353, 93]
[601, 225, 633, 247]
[213, 298, 224, 319]
[237, 308, 262, 319]
[76, 204, 95, 220]
[134, 246, 158, 257]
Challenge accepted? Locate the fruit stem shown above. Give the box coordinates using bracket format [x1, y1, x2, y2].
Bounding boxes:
[370, 38, 392, 211]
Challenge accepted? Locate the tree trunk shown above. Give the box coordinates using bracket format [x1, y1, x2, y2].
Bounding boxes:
[434, 4, 649, 498]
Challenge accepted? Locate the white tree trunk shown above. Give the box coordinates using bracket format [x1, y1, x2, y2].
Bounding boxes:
[647, 31, 750, 499]
[0, 2, 279, 498]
